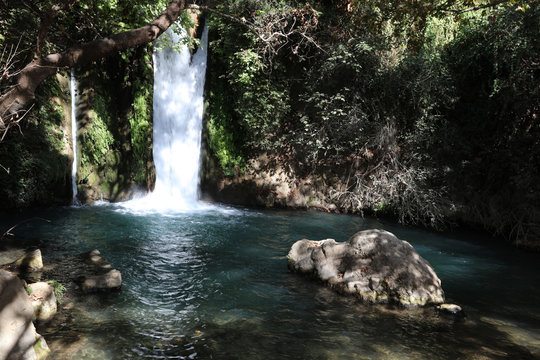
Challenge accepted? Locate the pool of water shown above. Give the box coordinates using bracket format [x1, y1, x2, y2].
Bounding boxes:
[2, 204, 540, 359]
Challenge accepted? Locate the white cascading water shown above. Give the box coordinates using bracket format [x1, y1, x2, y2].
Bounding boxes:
[70, 68, 79, 204]
[123, 23, 209, 212]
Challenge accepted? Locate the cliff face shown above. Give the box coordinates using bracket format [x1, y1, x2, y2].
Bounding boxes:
[201, 153, 340, 212]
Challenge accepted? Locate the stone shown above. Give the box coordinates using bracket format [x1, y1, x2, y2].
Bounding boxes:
[6, 249, 43, 272]
[77, 250, 122, 293]
[33, 334, 50, 360]
[0, 270, 49, 360]
[80, 269, 122, 293]
[287, 229, 445, 307]
[27, 282, 57, 321]
[437, 303, 465, 317]
[0, 249, 27, 267]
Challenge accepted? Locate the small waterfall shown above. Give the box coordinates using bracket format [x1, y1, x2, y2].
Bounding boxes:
[70, 68, 79, 205]
[122, 22, 209, 212]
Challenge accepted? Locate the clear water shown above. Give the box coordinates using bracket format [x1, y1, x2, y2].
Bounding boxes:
[3, 205, 540, 359]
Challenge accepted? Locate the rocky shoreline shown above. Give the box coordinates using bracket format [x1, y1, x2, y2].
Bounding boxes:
[0, 246, 122, 360]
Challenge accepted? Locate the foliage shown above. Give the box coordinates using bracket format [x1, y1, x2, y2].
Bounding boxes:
[207, 10, 292, 167]
[207, 96, 245, 176]
[80, 93, 114, 167]
[128, 80, 153, 183]
[207, 1, 539, 243]
[435, 4, 540, 242]
[0, 76, 70, 209]
[48, 279, 66, 304]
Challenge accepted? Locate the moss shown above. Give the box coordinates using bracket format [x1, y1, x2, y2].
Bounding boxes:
[80, 93, 115, 167]
[33, 336, 50, 360]
[74, 44, 155, 202]
[128, 79, 153, 183]
[207, 112, 245, 176]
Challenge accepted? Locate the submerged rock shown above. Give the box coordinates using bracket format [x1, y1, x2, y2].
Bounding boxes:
[27, 282, 57, 321]
[287, 229, 445, 307]
[77, 250, 122, 293]
[0, 270, 50, 360]
[437, 303, 465, 317]
[80, 269, 122, 293]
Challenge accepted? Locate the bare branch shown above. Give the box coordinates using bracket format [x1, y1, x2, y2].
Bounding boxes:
[0, 103, 34, 141]
[0, 163, 9, 174]
[189, 3, 327, 62]
[1, 217, 51, 240]
[0, 38, 24, 86]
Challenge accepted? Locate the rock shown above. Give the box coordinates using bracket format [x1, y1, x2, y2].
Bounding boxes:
[27, 282, 57, 321]
[0, 270, 49, 360]
[33, 334, 50, 360]
[6, 249, 43, 272]
[287, 229, 445, 307]
[437, 303, 465, 317]
[0, 249, 27, 267]
[80, 269, 122, 293]
[78, 250, 122, 293]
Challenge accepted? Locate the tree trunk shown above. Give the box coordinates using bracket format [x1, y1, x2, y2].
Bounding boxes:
[0, 0, 186, 133]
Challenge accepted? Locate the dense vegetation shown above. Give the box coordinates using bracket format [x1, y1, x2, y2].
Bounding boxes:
[206, 1, 539, 246]
[0, 0, 538, 247]
[0, 0, 174, 206]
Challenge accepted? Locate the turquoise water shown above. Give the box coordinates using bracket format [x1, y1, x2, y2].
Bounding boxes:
[3, 205, 540, 359]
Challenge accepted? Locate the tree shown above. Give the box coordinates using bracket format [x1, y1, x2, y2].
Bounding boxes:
[0, 0, 321, 140]
[0, 0, 186, 137]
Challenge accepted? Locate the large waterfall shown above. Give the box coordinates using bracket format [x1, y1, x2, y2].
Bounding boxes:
[70, 68, 78, 204]
[123, 23, 209, 212]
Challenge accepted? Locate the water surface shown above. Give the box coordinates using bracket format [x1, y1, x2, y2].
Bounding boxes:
[2, 205, 539, 359]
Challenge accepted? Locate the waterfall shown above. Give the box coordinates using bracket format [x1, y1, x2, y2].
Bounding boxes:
[122, 22, 209, 212]
[70, 68, 79, 205]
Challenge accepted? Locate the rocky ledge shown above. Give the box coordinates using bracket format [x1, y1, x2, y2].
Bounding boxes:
[287, 229, 446, 307]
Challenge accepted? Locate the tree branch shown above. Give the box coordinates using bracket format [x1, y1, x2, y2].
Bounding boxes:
[0, 0, 187, 134]
[35, 5, 62, 59]
[189, 3, 327, 60]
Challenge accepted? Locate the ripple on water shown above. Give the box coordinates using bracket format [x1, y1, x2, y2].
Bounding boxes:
[6, 205, 540, 359]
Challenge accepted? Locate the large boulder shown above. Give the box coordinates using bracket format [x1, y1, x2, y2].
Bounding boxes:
[287, 229, 445, 307]
[0, 270, 50, 360]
